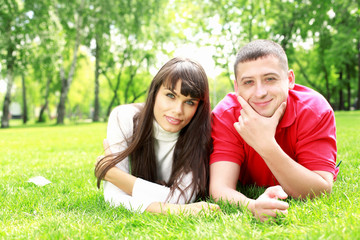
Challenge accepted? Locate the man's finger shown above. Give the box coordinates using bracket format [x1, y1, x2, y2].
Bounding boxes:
[272, 102, 286, 122]
[237, 95, 254, 114]
[233, 122, 241, 134]
[265, 185, 288, 200]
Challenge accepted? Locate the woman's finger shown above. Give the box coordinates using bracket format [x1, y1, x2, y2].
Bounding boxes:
[103, 139, 112, 155]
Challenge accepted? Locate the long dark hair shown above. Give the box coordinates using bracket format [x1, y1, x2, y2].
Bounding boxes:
[95, 57, 211, 202]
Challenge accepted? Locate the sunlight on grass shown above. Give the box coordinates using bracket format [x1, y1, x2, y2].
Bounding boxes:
[1, 112, 360, 239]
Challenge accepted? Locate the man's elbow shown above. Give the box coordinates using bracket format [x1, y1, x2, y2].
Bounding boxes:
[209, 183, 225, 202]
[289, 182, 333, 199]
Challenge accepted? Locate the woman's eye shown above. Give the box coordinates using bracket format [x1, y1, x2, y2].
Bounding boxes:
[185, 100, 194, 106]
[166, 93, 175, 99]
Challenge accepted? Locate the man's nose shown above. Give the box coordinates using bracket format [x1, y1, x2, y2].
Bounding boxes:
[255, 83, 267, 98]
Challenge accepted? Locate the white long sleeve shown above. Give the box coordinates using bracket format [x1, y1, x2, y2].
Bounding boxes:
[103, 104, 197, 213]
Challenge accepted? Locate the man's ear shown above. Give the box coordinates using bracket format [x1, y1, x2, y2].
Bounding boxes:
[234, 79, 238, 93]
[288, 70, 295, 89]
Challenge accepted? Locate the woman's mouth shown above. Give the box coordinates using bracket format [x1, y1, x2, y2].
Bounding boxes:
[166, 116, 181, 125]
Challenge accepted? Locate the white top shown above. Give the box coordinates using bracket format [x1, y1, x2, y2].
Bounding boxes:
[103, 104, 196, 212]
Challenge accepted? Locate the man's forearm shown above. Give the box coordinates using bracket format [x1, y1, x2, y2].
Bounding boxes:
[259, 142, 333, 198]
[210, 185, 255, 213]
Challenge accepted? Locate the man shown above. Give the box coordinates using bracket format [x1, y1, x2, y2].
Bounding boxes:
[209, 39, 338, 222]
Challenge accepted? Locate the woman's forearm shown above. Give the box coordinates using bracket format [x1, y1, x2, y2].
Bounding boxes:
[105, 167, 137, 196]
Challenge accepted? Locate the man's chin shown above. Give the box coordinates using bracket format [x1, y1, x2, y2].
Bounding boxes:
[255, 109, 274, 118]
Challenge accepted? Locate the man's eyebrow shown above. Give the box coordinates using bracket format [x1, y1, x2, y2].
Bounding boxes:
[263, 72, 280, 77]
[239, 76, 253, 81]
[240, 72, 280, 81]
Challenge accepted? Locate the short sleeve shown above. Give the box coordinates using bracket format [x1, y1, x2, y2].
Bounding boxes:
[210, 109, 245, 166]
[295, 108, 337, 177]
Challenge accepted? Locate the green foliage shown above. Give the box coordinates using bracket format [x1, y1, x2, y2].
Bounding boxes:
[209, 72, 234, 108]
[0, 0, 359, 126]
[1, 112, 360, 238]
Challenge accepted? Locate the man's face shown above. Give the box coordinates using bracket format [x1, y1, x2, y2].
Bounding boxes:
[234, 55, 295, 117]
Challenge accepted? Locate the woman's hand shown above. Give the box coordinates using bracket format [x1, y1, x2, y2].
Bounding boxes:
[95, 139, 112, 167]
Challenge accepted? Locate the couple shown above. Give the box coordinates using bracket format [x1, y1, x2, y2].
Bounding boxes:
[95, 40, 338, 222]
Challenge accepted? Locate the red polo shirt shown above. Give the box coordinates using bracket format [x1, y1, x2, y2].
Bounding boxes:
[210, 84, 338, 186]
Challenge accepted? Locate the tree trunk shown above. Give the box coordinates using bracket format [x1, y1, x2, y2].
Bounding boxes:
[357, 39, 360, 110]
[346, 64, 351, 110]
[131, 89, 147, 103]
[338, 71, 344, 110]
[294, 57, 320, 91]
[124, 55, 147, 103]
[324, 68, 330, 103]
[21, 73, 28, 124]
[105, 56, 126, 118]
[1, 42, 15, 128]
[93, 35, 100, 122]
[1, 70, 13, 128]
[56, 13, 81, 124]
[106, 92, 118, 118]
[38, 75, 51, 122]
[57, 74, 69, 124]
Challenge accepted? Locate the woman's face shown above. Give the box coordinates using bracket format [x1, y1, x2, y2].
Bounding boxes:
[153, 80, 199, 133]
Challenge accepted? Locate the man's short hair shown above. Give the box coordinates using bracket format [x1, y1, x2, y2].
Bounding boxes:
[234, 40, 288, 79]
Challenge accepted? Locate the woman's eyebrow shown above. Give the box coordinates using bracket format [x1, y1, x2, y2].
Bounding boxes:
[165, 87, 179, 96]
[188, 97, 199, 101]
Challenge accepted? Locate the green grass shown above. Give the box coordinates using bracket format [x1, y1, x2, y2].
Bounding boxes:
[1, 112, 360, 239]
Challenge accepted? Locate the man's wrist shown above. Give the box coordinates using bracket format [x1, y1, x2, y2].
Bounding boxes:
[257, 138, 279, 158]
[246, 199, 256, 215]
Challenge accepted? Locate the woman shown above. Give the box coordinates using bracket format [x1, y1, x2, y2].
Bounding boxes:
[95, 57, 219, 214]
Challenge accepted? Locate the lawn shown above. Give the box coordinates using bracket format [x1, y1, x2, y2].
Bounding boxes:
[1, 112, 360, 239]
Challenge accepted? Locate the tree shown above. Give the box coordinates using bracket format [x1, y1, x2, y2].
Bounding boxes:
[0, 0, 22, 128]
[87, 0, 115, 122]
[55, 0, 88, 124]
[200, 0, 271, 90]
[96, 0, 168, 118]
[0, 0, 43, 127]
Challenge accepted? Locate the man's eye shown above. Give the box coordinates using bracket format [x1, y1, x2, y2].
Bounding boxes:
[266, 77, 276, 81]
[244, 80, 253, 85]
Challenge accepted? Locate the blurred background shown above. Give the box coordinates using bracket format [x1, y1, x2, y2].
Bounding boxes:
[0, 0, 359, 128]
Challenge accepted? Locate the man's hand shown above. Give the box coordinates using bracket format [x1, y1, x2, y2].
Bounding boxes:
[233, 96, 286, 154]
[248, 185, 289, 222]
